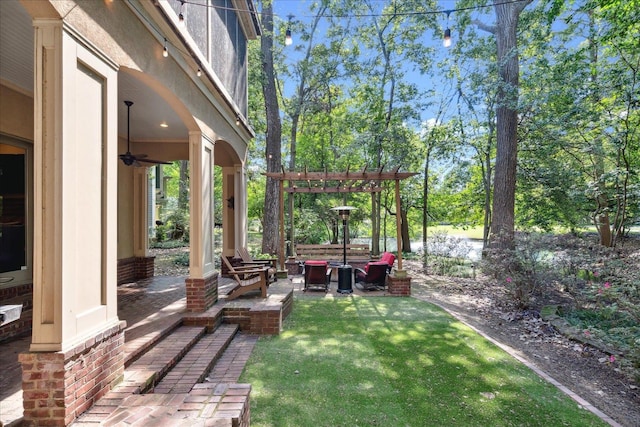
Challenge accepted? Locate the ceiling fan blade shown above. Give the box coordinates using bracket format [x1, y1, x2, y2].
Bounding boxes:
[130, 153, 148, 159]
[136, 158, 172, 165]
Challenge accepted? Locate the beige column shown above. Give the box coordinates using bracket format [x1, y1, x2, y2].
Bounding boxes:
[30, 20, 120, 352]
[186, 132, 217, 312]
[132, 167, 150, 257]
[221, 166, 236, 257]
[234, 165, 248, 251]
[22, 21, 124, 426]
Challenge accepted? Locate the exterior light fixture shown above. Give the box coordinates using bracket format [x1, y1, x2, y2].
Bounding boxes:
[178, 1, 185, 23]
[163, 39, 169, 57]
[285, 28, 292, 46]
[285, 14, 293, 46]
[443, 28, 452, 47]
[443, 11, 452, 48]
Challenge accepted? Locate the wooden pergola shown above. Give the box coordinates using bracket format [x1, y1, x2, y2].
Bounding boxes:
[264, 166, 418, 271]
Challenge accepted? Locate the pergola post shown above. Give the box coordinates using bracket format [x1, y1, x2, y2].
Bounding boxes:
[279, 179, 285, 270]
[394, 178, 403, 270]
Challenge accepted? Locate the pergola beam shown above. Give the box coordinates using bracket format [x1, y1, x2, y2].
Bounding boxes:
[264, 171, 417, 181]
[284, 186, 383, 194]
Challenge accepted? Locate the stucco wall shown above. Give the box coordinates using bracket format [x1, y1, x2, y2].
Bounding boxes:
[0, 85, 33, 141]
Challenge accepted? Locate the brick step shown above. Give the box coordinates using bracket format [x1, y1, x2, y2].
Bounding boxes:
[123, 312, 183, 367]
[206, 332, 259, 383]
[93, 383, 251, 427]
[153, 324, 239, 394]
[72, 325, 206, 425]
[121, 325, 206, 394]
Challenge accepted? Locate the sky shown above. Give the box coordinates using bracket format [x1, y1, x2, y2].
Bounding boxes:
[267, 0, 493, 124]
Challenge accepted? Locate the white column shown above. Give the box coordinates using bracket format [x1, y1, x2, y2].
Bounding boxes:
[189, 132, 215, 279]
[31, 21, 119, 351]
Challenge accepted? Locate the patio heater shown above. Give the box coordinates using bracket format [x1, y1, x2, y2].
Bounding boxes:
[332, 206, 356, 294]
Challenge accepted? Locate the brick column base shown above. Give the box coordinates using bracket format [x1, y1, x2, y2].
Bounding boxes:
[134, 256, 155, 280]
[285, 257, 301, 276]
[388, 274, 411, 296]
[186, 272, 219, 312]
[19, 321, 126, 426]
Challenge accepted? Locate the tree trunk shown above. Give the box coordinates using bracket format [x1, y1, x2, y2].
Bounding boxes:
[400, 207, 411, 254]
[371, 192, 380, 255]
[487, 0, 532, 249]
[178, 160, 189, 212]
[260, 2, 282, 255]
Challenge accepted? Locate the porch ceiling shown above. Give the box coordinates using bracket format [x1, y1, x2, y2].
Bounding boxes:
[0, 0, 188, 143]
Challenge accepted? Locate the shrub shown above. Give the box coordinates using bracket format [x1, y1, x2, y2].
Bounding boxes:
[424, 232, 473, 277]
[173, 252, 190, 267]
[481, 232, 557, 309]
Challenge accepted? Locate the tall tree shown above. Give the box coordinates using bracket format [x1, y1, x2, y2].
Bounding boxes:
[260, 1, 282, 254]
[476, 0, 532, 249]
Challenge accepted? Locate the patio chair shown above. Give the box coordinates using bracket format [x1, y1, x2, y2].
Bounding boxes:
[236, 247, 277, 283]
[303, 260, 331, 292]
[354, 252, 396, 291]
[221, 256, 268, 300]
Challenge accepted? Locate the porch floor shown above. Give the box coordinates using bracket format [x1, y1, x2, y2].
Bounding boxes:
[0, 272, 383, 427]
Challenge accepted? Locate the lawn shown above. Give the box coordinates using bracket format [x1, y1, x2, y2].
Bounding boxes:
[240, 297, 606, 427]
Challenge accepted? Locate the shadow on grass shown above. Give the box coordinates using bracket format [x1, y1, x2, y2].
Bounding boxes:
[241, 297, 606, 427]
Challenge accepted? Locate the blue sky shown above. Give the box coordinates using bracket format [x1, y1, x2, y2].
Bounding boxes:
[268, 1, 493, 125]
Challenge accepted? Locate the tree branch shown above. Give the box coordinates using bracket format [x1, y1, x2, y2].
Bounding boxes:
[514, 0, 534, 15]
[472, 19, 496, 34]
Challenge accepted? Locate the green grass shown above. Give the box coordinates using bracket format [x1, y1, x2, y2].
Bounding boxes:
[240, 297, 606, 427]
[426, 225, 485, 240]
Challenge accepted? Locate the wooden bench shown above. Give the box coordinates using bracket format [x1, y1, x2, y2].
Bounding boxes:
[295, 244, 371, 265]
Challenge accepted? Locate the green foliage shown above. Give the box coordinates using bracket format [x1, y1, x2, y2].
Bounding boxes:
[164, 209, 189, 243]
[293, 207, 330, 244]
[150, 239, 189, 249]
[154, 223, 167, 243]
[172, 251, 190, 267]
[479, 231, 640, 377]
[481, 233, 558, 309]
[241, 298, 606, 426]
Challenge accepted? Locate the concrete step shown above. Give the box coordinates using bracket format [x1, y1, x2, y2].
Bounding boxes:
[153, 324, 239, 394]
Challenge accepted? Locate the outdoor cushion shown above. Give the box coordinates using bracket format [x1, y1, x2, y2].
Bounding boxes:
[366, 252, 395, 272]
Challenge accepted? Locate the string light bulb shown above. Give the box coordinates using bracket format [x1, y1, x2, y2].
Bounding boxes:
[163, 38, 169, 57]
[285, 14, 293, 46]
[178, 1, 185, 22]
[235, 114, 241, 126]
[443, 11, 452, 48]
[196, 68, 202, 77]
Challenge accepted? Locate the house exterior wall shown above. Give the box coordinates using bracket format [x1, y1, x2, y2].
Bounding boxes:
[0, 85, 34, 141]
[1, 0, 259, 422]
[0, 85, 34, 342]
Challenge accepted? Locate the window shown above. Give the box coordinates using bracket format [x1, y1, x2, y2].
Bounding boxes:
[0, 135, 32, 286]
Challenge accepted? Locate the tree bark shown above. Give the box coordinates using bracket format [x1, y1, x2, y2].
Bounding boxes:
[178, 160, 189, 212]
[261, 2, 282, 254]
[486, 0, 532, 249]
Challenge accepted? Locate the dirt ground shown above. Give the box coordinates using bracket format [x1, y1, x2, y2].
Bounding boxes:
[403, 259, 640, 427]
[151, 248, 640, 427]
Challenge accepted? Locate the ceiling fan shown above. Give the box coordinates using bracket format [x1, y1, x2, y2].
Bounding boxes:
[119, 100, 171, 166]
